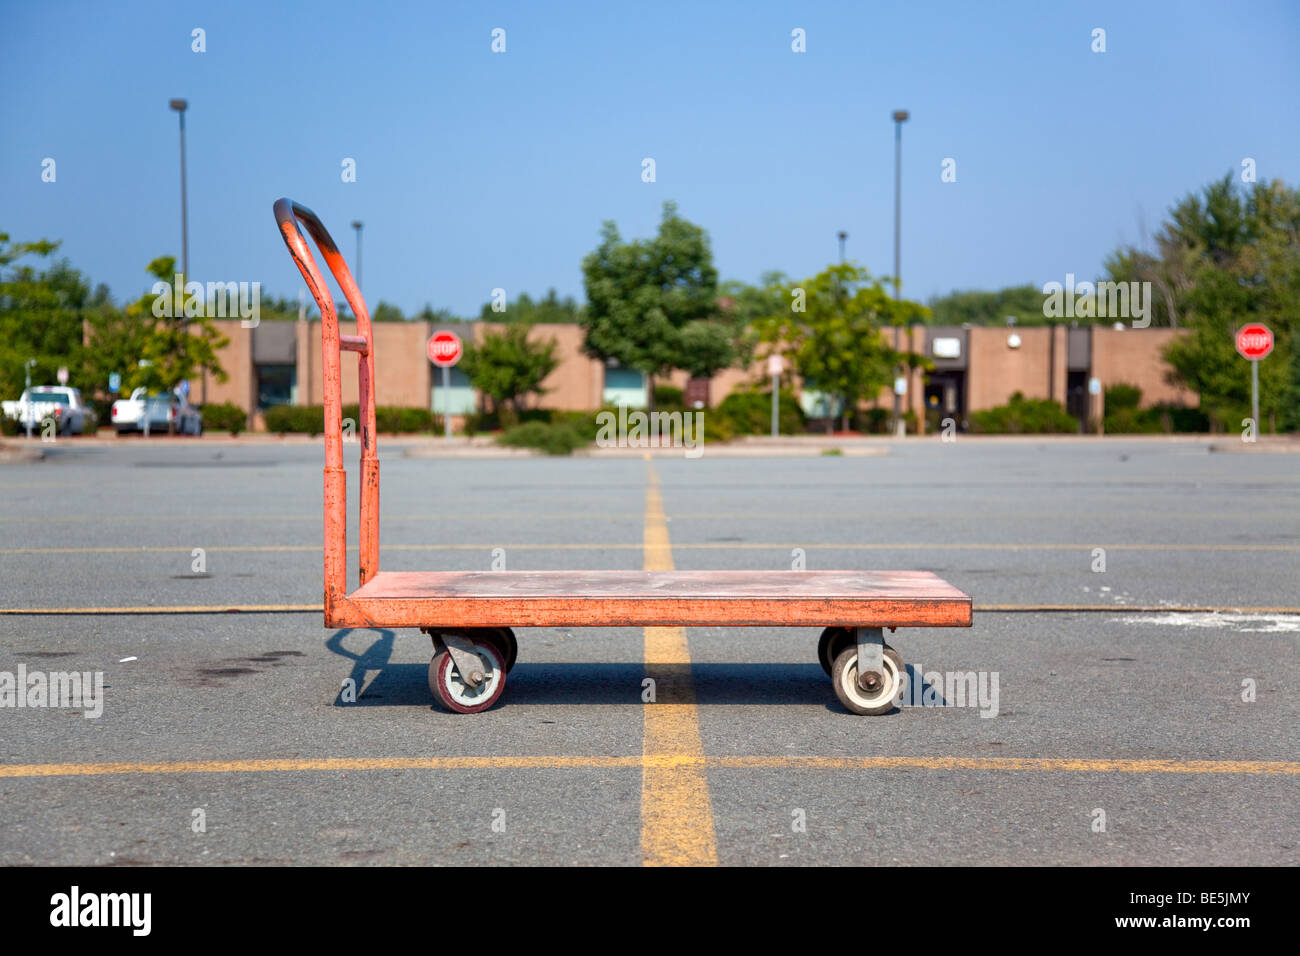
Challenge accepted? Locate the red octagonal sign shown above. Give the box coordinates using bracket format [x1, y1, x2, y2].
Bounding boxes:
[1235, 323, 1274, 360]
[427, 330, 463, 367]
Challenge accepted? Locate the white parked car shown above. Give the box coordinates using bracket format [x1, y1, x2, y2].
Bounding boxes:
[1, 386, 97, 435]
[110, 387, 203, 436]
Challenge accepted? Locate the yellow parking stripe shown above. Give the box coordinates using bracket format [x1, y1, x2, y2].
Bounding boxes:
[3, 541, 1297, 556]
[0, 605, 321, 614]
[2, 604, 1297, 616]
[641, 459, 718, 866]
[1, 755, 1294, 779]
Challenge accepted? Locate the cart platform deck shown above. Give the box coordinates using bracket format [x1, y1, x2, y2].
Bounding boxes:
[349, 569, 971, 628]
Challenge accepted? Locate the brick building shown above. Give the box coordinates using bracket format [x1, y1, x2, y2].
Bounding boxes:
[188, 319, 1195, 433]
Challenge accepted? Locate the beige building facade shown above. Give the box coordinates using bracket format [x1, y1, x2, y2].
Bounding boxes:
[189, 319, 1196, 433]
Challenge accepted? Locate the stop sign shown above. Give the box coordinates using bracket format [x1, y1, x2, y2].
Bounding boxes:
[1236, 323, 1274, 360]
[427, 330, 463, 367]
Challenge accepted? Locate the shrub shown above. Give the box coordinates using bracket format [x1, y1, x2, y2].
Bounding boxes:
[264, 404, 444, 436]
[1155, 404, 1210, 433]
[263, 405, 319, 435]
[652, 384, 684, 407]
[1101, 385, 1208, 434]
[969, 392, 1078, 434]
[855, 407, 919, 434]
[715, 387, 804, 435]
[201, 402, 247, 435]
[498, 419, 589, 455]
[465, 407, 550, 434]
[1105, 384, 1142, 412]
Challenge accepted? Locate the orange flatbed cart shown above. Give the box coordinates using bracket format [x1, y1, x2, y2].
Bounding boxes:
[274, 199, 973, 715]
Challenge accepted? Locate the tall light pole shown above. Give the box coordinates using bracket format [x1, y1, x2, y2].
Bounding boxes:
[169, 100, 189, 285]
[837, 230, 847, 264]
[170, 98, 202, 405]
[351, 220, 363, 292]
[891, 109, 909, 437]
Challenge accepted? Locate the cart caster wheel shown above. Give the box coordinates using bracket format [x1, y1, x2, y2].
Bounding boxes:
[482, 627, 517, 673]
[426, 627, 517, 673]
[818, 627, 854, 676]
[429, 641, 506, 714]
[831, 644, 904, 716]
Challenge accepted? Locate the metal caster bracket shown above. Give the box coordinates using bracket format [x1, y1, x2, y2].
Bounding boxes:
[855, 626, 885, 692]
[430, 631, 490, 688]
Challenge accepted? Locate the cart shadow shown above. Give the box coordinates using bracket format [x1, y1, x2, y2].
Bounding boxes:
[326, 630, 944, 712]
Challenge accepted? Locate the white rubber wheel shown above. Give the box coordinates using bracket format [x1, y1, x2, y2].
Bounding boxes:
[428, 642, 506, 714]
[831, 645, 904, 716]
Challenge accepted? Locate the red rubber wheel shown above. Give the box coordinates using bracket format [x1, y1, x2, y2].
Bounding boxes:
[428, 642, 506, 714]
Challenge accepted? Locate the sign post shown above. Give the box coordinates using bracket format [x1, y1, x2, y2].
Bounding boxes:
[24, 358, 35, 440]
[767, 354, 784, 437]
[427, 330, 464, 441]
[1235, 323, 1274, 435]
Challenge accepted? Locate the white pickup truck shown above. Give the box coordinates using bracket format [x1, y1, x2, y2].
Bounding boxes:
[110, 387, 203, 435]
[1, 386, 98, 435]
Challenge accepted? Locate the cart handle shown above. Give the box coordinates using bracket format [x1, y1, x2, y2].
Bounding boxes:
[273, 199, 380, 611]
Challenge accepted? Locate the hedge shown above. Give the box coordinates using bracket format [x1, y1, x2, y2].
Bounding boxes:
[715, 388, 804, 436]
[200, 402, 247, 435]
[1103, 385, 1209, 434]
[262, 404, 443, 436]
[969, 392, 1078, 434]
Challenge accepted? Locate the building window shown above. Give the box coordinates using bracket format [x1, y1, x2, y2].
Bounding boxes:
[256, 364, 297, 410]
[602, 367, 647, 408]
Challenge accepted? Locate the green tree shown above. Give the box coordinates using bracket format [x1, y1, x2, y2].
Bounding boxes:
[372, 301, 406, 322]
[1108, 175, 1300, 431]
[479, 288, 583, 324]
[0, 234, 89, 397]
[84, 256, 228, 401]
[926, 284, 1046, 326]
[755, 264, 927, 430]
[581, 201, 729, 409]
[460, 324, 559, 420]
[417, 304, 464, 324]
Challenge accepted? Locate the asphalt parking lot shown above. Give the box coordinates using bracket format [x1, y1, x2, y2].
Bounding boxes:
[1, 437, 1296, 865]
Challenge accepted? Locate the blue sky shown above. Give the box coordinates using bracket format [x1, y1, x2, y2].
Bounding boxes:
[2, 0, 1298, 317]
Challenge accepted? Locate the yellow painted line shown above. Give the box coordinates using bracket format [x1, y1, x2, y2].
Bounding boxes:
[1, 755, 1295, 780]
[0, 513, 648, 524]
[641, 457, 717, 867]
[2, 604, 1297, 616]
[978, 604, 1300, 613]
[0, 604, 320, 614]
[4, 542, 1299, 556]
[3, 510, 1295, 524]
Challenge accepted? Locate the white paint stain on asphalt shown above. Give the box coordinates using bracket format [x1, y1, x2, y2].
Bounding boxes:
[1113, 612, 1300, 633]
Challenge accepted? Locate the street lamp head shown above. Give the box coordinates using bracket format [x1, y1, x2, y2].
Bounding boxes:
[838, 230, 848, 240]
[351, 220, 363, 230]
[892, 109, 909, 123]
[169, 98, 188, 112]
